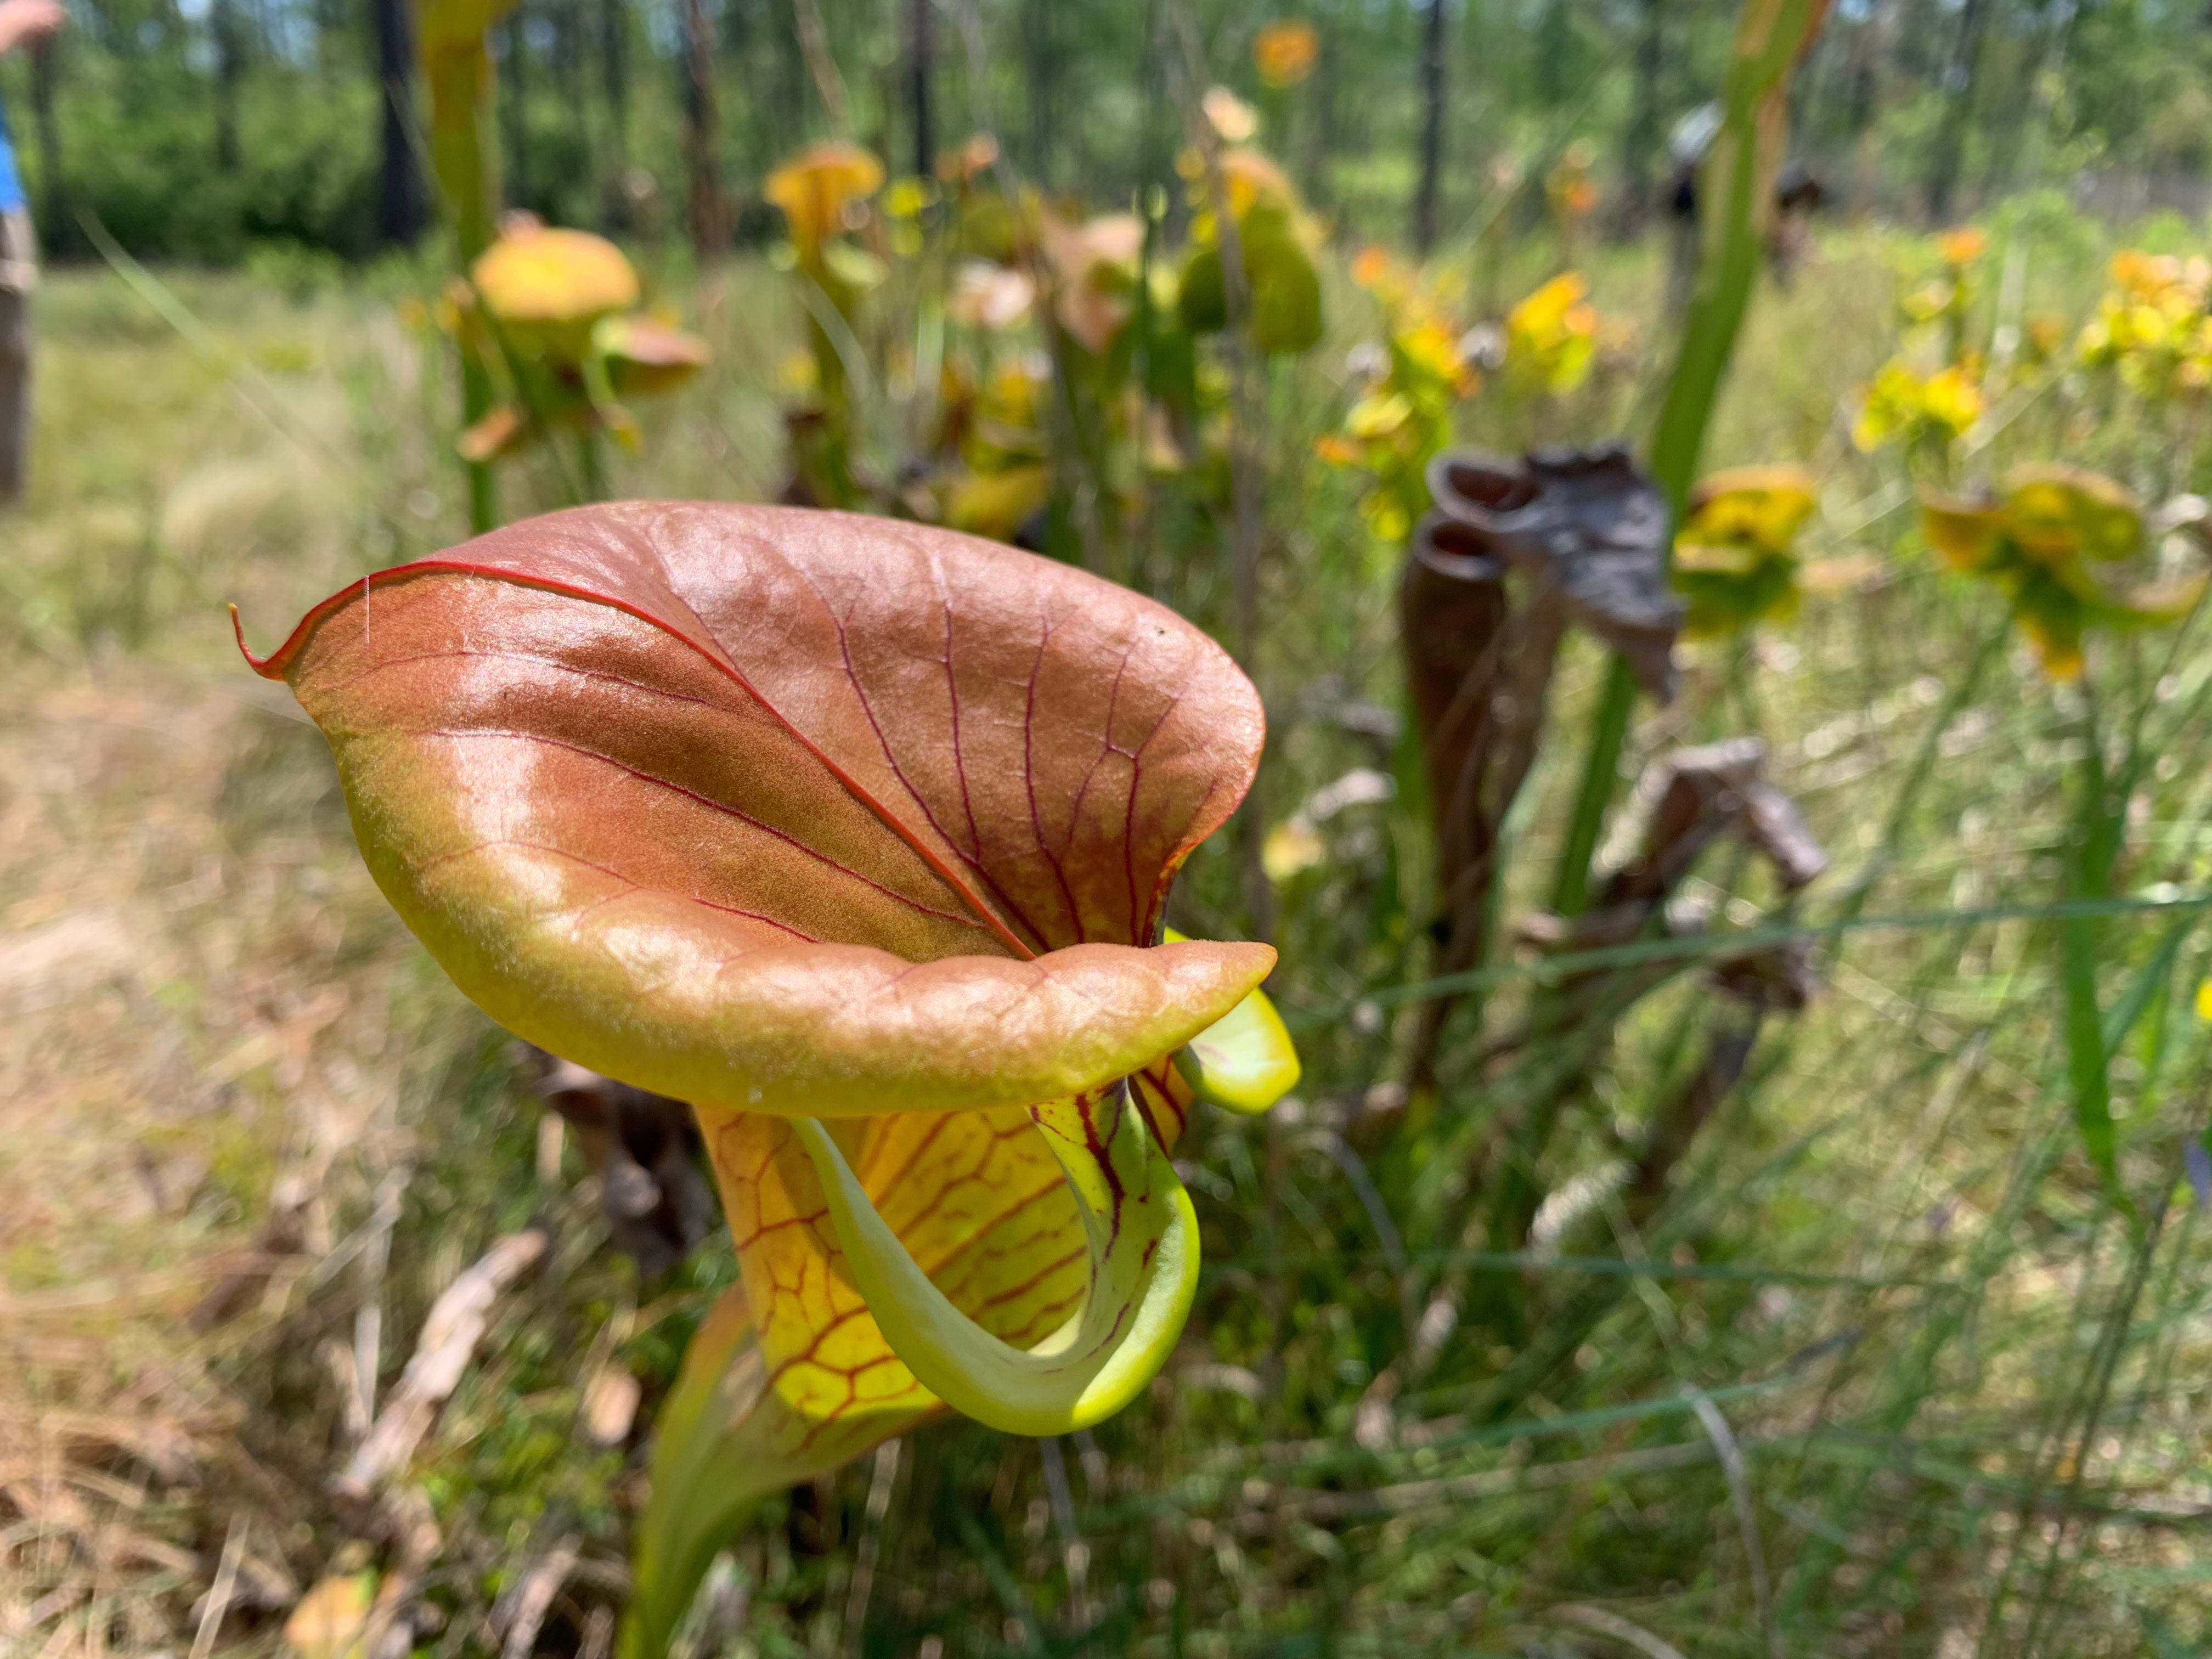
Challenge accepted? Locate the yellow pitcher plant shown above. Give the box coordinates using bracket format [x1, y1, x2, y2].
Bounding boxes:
[1919, 464, 2208, 679]
[452, 223, 710, 486]
[1851, 357, 1983, 465]
[234, 504, 1299, 1655]
[767, 142, 889, 507]
[1177, 146, 1325, 357]
[1252, 19, 1319, 87]
[1672, 464, 1819, 636]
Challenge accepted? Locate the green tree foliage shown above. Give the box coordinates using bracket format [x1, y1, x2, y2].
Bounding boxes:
[19, 0, 2212, 263]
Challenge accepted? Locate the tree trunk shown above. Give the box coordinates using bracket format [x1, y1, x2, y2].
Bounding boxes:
[211, 0, 243, 173]
[552, 0, 584, 134]
[500, 13, 531, 213]
[1535, 0, 1571, 106]
[1923, 0, 1989, 221]
[1305, 15, 1334, 205]
[370, 0, 425, 245]
[599, 0, 630, 226]
[1844, 22, 1877, 139]
[907, 0, 932, 177]
[1620, 0, 1664, 227]
[1023, 0, 1057, 184]
[27, 38, 65, 254]
[313, 0, 344, 79]
[681, 0, 726, 256]
[1412, 0, 1446, 253]
[774, 0, 806, 147]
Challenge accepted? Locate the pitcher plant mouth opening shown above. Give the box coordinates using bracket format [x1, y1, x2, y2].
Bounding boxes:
[234, 500, 1300, 1644]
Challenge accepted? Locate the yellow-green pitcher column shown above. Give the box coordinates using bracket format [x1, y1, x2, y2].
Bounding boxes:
[419, 0, 518, 533]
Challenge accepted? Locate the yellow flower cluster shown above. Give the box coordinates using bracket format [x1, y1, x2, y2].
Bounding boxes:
[1504, 272, 1600, 397]
[2075, 250, 2212, 400]
[1317, 247, 1483, 545]
[1852, 358, 1983, 457]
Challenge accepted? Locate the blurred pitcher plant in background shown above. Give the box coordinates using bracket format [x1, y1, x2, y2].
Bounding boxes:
[449, 221, 710, 495]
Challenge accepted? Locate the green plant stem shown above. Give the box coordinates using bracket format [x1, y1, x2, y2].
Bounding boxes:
[1550, 0, 1824, 920]
[578, 426, 607, 502]
[1548, 654, 1635, 917]
[425, 36, 503, 534]
[2061, 686, 2125, 1201]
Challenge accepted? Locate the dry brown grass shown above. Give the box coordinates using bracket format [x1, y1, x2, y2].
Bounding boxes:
[0, 268, 483, 1656]
[0, 256, 766, 1658]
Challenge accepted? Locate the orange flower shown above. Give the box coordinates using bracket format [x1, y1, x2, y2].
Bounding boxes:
[936, 132, 1000, 185]
[1937, 227, 1987, 268]
[1351, 244, 1393, 291]
[1252, 19, 1319, 87]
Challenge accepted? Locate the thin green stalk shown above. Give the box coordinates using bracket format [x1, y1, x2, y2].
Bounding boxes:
[422, 30, 507, 533]
[2009, 1155, 2178, 1655]
[1550, 0, 1825, 918]
[2060, 686, 2126, 1203]
[578, 426, 607, 502]
[1547, 655, 1635, 918]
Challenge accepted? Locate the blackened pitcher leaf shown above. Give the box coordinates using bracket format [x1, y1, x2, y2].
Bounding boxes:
[1522, 736, 1829, 1007]
[1429, 444, 1682, 700]
[1402, 510, 1510, 864]
[1598, 737, 1769, 911]
[1741, 781, 1830, 892]
[527, 1048, 716, 1278]
[1401, 507, 1567, 951]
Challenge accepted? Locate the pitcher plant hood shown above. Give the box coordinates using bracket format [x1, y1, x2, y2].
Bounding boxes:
[232, 503, 1298, 1568]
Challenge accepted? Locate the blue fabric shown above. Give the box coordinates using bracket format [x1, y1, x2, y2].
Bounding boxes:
[0, 98, 21, 214]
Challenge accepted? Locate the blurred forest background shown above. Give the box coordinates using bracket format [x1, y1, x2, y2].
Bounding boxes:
[18, 0, 2212, 264]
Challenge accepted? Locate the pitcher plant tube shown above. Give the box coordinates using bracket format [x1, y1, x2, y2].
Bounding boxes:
[232, 503, 1299, 1652]
[416, 0, 524, 532]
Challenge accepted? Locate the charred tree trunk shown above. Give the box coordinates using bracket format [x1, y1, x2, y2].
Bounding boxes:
[907, 0, 932, 177]
[1535, 0, 1571, 107]
[774, 0, 806, 146]
[1413, 0, 1446, 252]
[552, 0, 585, 143]
[211, 0, 243, 173]
[681, 0, 726, 255]
[1305, 15, 1335, 205]
[371, 0, 425, 245]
